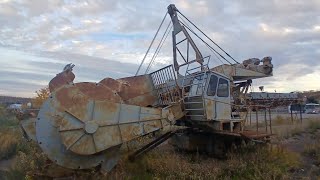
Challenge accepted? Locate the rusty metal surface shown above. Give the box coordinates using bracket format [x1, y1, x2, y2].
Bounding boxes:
[149, 65, 181, 106]
[212, 57, 273, 81]
[205, 99, 215, 120]
[35, 78, 183, 170]
[118, 75, 158, 107]
[20, 118, 37, 141]
[49, 64, 75, 92]
[246, 92, 301, 110]
[240, 130, 272, 139]
[36, 98, 110, 169]
[52, 84, 163, 155]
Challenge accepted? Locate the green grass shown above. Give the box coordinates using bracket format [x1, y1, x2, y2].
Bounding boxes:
[0, 106, 19, 129]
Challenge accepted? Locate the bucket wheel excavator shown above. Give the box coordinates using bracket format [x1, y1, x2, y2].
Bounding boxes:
[20, 4, 297, 173]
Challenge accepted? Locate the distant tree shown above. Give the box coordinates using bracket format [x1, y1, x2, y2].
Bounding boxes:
[306, 96, 319, 104]
[31, 87, 50, 108]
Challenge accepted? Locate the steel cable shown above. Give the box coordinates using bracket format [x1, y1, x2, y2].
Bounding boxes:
[177, 11, 239, 64]
[135, 12, 168, 76]
[145, 22, 172, 74]
[179, 19, 233, 64]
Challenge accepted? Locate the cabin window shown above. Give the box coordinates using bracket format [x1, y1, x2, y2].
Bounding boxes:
[217, 78, 229, 97]
[207, 75, 218, 96]
[189, 74, 207, 96]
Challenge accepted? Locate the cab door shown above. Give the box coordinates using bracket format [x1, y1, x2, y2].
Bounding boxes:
[205, 73, 231, 120]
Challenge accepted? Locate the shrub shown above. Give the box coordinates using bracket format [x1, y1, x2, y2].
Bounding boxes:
[0, 106, 19, 129]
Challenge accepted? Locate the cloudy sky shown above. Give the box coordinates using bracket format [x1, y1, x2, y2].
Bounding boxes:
[0, 0, 319, 97]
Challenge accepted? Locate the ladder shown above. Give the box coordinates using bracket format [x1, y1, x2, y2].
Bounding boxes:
[181, 58, 210, 120]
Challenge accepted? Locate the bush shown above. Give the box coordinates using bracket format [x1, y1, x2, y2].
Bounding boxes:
[0, 106, 19, 129]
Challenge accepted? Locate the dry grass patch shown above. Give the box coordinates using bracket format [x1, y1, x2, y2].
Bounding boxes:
[306, 120, 320, 133]
[0, 130, 21, 160]
[108, 143, 300, 180]
[273, 115, 288, 125]
[304, 143, 320, 166]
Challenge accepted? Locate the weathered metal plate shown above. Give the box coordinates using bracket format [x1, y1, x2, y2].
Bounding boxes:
[93, 126, 122, 152]
[20, 118, 37, 141]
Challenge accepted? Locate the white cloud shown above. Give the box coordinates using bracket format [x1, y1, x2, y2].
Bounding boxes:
[0, 0, 319, 97]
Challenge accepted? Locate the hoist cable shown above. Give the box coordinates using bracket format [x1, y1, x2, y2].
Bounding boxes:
[145, 22, 172, 74]
[177, 11, 239, 64]
[135, 12, 168, 76]
[179, 19, 233, 64]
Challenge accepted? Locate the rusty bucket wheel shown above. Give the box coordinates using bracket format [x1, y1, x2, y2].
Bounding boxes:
[35, 82, 123, 170]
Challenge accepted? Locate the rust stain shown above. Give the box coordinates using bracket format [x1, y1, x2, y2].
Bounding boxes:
[76, 83, 121, 102]
[93, 126, 122, 152]
[93, 101, 119, 125]
[69, 134, 96, 155]
[117, 75, 157, 107]
[143, 120, 161, 134]
[99, 78, 122, 92]
[55, 86, 88, 122]
[49, 71, 75, 92]
[206, 100, 214, 119]
[119, 124, 142, 142]
[60, 129, 84, 151]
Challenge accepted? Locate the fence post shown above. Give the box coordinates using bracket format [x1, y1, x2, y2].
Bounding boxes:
[290, 107, 293, 124]
[256, 109, 259, 134]
[299, 104, 302, 124]
[249, 108, 252, 126]
[264, 108, 267, 133]
[269, 108, 272, 134]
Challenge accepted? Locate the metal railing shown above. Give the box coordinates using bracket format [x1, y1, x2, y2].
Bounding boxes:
[150, 65, 180, 106]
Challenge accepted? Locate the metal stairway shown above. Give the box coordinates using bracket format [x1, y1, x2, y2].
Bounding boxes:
[181, 59, 210, 120]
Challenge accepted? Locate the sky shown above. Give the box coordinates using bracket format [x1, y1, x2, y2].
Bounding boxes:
[0, 0, 319, 97]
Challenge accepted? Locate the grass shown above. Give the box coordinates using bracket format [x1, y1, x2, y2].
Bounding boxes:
[0, 106, 19, 129]
[306, 120, 320, 133]
[66, 143, 300, 180]
[273, 115, 287, 125]
[0, 134, 47, 180]
[303, 121, 320, 166]
[304, 142, 320, 166]
[0, 106, 47, 180]
[0, 106, 24, 161]
[0, 106, 316, 179]
[0, 129, 21, 160]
